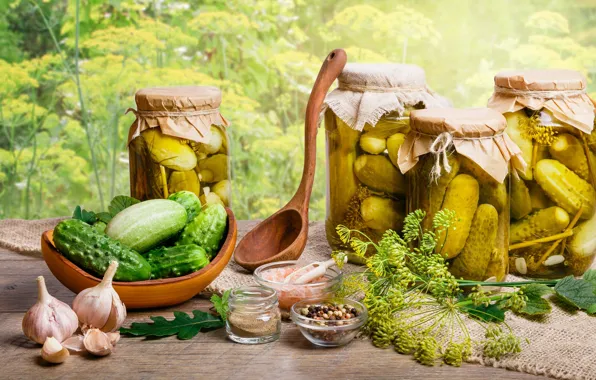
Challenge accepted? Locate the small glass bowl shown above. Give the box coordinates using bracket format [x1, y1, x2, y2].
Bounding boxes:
[290, 298, 367, 347]
[253, 260, 342, 311]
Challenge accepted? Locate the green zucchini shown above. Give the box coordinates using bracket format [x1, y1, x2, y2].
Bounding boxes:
[176, 203, 227, 259]
[146, 244, 210, 279]
[106, 199, 187, 253]
[53, 219, 151, 281]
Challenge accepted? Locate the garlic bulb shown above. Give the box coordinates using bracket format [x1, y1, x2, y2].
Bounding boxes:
[41, 337, 69, 364]
[73, 261, 127, 332]
[22, 276, 78, 344]
[83, 328, 114, 356]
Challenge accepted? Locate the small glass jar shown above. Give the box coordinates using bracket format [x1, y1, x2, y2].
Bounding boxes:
[400, 108, 526, 281]
[226, 285, 281, 344]
[488, 70, 596, 278]
[127, 86, 231, 207]
[323, 63, 449, 263]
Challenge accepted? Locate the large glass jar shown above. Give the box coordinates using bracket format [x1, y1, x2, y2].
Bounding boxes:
[127, 86, 231, 207]
[488, 70, 596, 278]
[323, 63, 449, 263]
[399, 108, 526, 281]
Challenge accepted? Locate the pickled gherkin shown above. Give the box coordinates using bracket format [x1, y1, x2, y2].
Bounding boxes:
[489, 69, 596, 277]
[403, 108, 515, 281]
[323, 63, 449, 263]
[128, 86, 231, 207]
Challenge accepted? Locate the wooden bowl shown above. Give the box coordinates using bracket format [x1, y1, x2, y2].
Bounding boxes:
[41, 208, 237, 309]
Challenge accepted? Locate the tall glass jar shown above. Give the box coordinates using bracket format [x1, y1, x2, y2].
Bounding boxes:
[127, 86, 231, 207]
[399, 108, 526, 281]
[226, 285, 281, 344]
[322, 63, 449, 263]
[488, 70, 596, 278]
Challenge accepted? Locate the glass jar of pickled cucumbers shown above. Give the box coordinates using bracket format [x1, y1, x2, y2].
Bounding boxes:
[488, 70, 596, 278]
[399, 108, 527, 281]
[127, 86, 231, 207]
[322, 63, 449, 263]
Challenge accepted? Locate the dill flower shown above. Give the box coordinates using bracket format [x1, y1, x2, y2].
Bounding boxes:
[414, 336, 439, 366]
[443, 339, 472, 367]
[483, 325, 522, 359]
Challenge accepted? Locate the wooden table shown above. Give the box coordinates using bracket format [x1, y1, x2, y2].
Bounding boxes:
[0, 247, 539, 379]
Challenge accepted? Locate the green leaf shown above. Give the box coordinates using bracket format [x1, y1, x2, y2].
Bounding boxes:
[587, 304, 596, 315]
[72, 205, 97, 224]
[96, 212, 113, 224]
[461, 303, 505, 323]
[582, 270, 596, 287]
[210, 289, 231, 321]
[108, 195, 140, 216]
[554, 276, 596, 310]
[519, 284, 552, 315]
[120, 310, 224, 340]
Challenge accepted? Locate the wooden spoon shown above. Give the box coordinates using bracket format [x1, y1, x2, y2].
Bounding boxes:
[234, 49, 347, 272]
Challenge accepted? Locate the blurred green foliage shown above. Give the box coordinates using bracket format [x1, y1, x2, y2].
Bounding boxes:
[0, 0, 595, 220]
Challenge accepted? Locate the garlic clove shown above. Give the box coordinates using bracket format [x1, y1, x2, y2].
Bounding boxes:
[22, 276, 78, 344]
[107, 331, 120, 346]
[73, 261, 127, 332]
[62, 334, 85, 353]
[41, 337, 70, 364]
[83, 328, 114, 357]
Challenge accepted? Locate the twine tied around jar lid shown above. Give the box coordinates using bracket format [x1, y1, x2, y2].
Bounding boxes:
[398, 108, 527, 183]
[127, 86, 229, 145]
[487, 69, 595, 134]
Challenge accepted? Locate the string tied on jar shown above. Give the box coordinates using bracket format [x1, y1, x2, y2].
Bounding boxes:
[428, 131, 454, 183]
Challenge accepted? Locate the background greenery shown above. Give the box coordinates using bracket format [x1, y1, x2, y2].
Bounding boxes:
[1, 0, 595, 220]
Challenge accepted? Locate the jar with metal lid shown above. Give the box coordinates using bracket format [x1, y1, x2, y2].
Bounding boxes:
[488, 70, 596, 278]
[322, 63, 449, 263]
[127, 86, 231, 207]
[226, 285, 281, 344]
[398, 108, 526, 281]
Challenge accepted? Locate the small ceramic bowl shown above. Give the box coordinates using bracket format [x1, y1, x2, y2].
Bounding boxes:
[41, 208, 237, 309]
[253, 260, 342, 311]
[290, 298, 367, 347]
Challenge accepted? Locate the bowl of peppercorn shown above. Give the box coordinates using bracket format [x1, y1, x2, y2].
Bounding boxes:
[290, 298, 367, 347]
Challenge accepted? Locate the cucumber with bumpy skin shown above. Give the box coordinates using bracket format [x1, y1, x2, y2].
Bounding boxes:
[146, 244, 210, 279]
[534, 159, 596, 219]
[53, 219, 151, 281]
[168, 191, 202, 223]
[449, 204, 498, 281]
[177, 203, 227, 259]
[106, 199, 187, 253]
[510, 206, 569, 244]
[436, 174, 479, 259]
[511, 175, 532, 220]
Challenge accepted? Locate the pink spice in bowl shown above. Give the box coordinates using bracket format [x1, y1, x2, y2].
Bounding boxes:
[253, 260, 342, 311]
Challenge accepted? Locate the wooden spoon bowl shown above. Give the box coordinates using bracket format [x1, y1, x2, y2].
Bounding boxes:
[41, 208, 237, 309]
[234, 49, 347, 272]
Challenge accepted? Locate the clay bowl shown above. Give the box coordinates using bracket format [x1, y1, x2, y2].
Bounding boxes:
[41, 208, 237, 309]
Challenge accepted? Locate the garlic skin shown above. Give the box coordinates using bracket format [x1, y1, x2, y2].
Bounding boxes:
[62, 335, 85, 353]
[73, 261, 127, 332]
[22, 276, 78, 344]
[41, 337, 69, 364]
[83, 328, 114, 356]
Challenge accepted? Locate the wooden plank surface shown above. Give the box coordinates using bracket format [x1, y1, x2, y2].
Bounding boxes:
[0, 247, 539, 380]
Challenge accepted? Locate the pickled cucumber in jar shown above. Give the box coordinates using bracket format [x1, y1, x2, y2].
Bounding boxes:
[401, 108, 517, 281]
[503, 109, 596, 278]
[128, 86, 231, 207]
[324, 110, 410, 263]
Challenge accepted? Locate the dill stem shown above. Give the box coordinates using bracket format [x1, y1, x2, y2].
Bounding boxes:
[457, 279, 557, 287]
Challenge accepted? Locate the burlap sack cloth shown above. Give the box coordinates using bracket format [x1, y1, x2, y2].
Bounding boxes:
[2, 218, 596, 379]
[321, 63, 450, 131]
[487, 69, 595, 133]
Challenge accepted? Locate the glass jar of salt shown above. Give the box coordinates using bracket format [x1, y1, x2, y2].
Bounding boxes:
[226, 285, 281, 344]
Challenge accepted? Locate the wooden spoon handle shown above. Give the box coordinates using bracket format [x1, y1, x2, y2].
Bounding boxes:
[288, 49, 347, 211]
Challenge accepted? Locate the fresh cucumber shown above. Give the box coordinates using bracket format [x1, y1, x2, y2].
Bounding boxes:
[168, 191, 202, 223]
[54, 219, 151, 281]
[176, 204, 227, 259]
[106, 199, 187, 253]
[146, 244, 210, 279]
